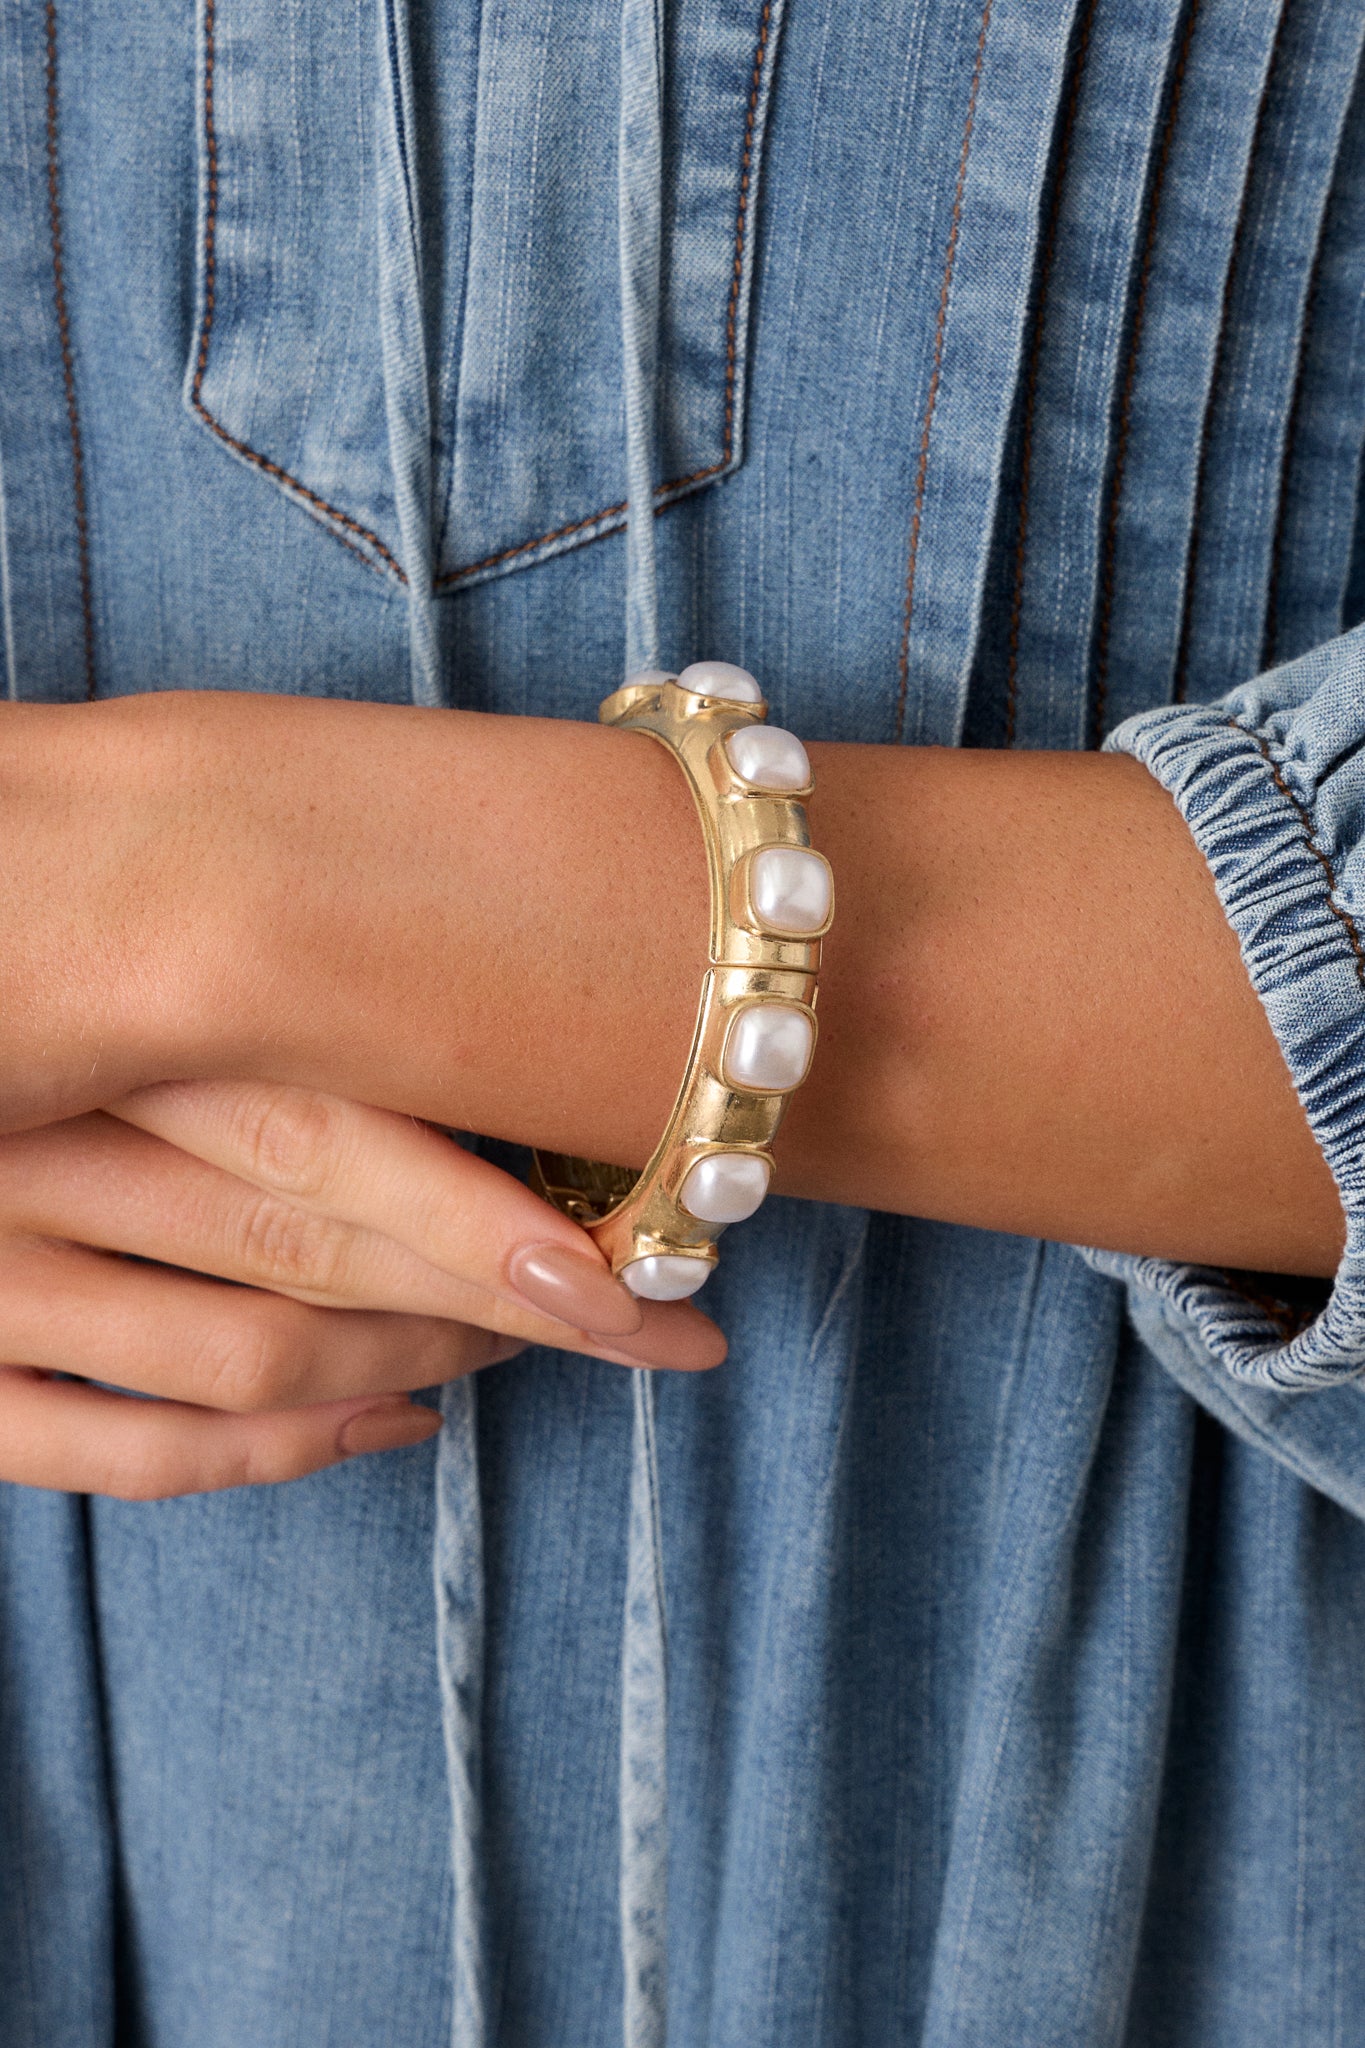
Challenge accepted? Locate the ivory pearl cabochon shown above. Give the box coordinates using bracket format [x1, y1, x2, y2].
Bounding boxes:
[748, 846, 831, 933]
[724, 724, 812, 791]
[679, 1151, 772, 1224]
[621, 1252, 713, 1300]
[676, 659, 763, 702]
[722, 1004, 815, 1092]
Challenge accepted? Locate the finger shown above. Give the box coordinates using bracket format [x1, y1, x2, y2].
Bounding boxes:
[107, 1083, 727, 1368]
[0, 1112, 722, 1370]
[0, 1364, 443, 1500]
[0, 1234, 518, 1409]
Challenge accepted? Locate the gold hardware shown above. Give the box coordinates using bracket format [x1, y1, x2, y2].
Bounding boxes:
[532, 673, 828, 1295]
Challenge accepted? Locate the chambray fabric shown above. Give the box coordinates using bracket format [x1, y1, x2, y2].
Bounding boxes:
[8, 1, 1365, 2044]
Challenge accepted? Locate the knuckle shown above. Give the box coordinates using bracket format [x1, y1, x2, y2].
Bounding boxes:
[194, 1306, 304, 1413]
[105, 1419, 322, 1499]
[236, 1190, 351, 1298]
[230, 1086, 343, 1201]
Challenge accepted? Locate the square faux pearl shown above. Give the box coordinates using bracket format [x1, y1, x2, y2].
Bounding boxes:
[679, 1151, 771, 1224]
[622, 1253, 712, 1299]
[721, 1002, 815, 1092]
[747, 846, 832, 935]
[724, 725, 812, 792]
[677, 660, 762, 703]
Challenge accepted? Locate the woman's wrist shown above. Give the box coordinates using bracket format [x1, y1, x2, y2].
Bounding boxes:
[0, 700, 196, 1126]
[0, 691, 711, 1146]
[150, 691, 711, 1161]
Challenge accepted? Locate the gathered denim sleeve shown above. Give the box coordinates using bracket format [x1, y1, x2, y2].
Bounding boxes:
[1079, 623, 1365, 1396]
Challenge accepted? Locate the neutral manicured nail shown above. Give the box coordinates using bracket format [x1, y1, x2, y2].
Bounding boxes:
[337, 1402, 442, 1458]
[589, 1309, 728, 1373]
[507, 1242, 644, 1337]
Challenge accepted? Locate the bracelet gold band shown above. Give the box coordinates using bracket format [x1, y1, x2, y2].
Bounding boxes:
[532, 662, 832, 1301]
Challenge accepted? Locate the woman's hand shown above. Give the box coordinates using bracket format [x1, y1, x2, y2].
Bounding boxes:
[0, 1082, 723, 1500]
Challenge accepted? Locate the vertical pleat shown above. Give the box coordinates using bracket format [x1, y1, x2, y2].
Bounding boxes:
[0, 0, 95, 703]
[968, 0, 1365, 747]
[696, 1207, 868, 2046]
[980, 0, 1191, 753]
[1175, 0, 1365, 703]
[918, 1258, 1195, 2047]
[0, 1488, 116, 2046]
[619, 0, 664, 676]
[1077, 0, 1288, 739]
[1263, 45, 1365, 665]
[893, 0, 1082, 748]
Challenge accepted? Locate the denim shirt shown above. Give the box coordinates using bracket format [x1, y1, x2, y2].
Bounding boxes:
[5, 2, 1365, 2043]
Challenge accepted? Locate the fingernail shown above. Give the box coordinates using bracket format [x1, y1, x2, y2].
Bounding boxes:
[590, 1309, 727, 1372]
[337, 1402, 442, 1458]
[507, 1242, 644, 1337]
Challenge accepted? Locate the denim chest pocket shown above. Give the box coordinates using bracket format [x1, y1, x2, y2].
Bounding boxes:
[187, 0, 781, 590]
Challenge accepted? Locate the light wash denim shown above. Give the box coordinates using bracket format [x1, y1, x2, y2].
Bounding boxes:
[5, 0, 1365, 2042]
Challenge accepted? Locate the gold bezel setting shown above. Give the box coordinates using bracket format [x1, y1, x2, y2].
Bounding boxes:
[729, 846, 835, 941]
[718, 996, 819, 1095]
[531, 666, 829, 1299]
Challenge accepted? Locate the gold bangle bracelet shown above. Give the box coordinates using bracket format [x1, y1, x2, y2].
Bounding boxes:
[531, 661, 832, 1301]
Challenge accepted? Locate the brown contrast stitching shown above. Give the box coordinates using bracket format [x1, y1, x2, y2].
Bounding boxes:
[1173, 1, 1292, 705]
[1091, 0, 1202, 749]
[193, 0, 770, 587]
[434, 473, 708, 586]
[1005, 0, 1099, 747]
[433, 0, 773, 588]
[894, 0, 994, 744]
[441, 502, 630, 585]
[1263, 181, 1332, 671]
[191, 0, 407, 582]
[722, 0, 771, 465]
[1230, 714, 1365, 989]
[44, 1, 96, 700]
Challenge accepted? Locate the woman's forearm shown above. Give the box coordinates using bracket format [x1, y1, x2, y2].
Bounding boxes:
[799, 742, 1345, 1277]
[204, 693, 1350, 1277]
[5, 692, 1344, 1279]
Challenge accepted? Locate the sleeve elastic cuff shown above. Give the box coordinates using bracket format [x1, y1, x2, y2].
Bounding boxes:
[1080, 698, 1365, 1391]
